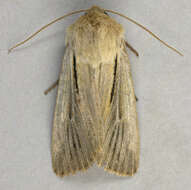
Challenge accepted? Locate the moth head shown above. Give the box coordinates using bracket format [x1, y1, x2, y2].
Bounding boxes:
[85, 6, 108, 15]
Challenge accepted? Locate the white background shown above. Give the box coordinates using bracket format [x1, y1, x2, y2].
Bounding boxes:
[0, 0, 191, 189]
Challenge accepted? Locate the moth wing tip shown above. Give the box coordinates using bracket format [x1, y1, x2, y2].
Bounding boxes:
[104, 167, 138, 177]
[52, 160, 95, 177]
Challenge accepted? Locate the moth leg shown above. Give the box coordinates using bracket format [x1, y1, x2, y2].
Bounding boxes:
[44, 79, 59, 95]
[135, 95, 138, 102]
[125, 41, 139, 57]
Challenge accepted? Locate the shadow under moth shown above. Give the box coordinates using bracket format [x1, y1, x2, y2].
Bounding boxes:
[9, 6, 183, 177]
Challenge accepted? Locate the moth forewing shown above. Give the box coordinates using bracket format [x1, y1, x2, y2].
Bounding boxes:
[51, 46, 97, 176]
[97, 44, 139, 176]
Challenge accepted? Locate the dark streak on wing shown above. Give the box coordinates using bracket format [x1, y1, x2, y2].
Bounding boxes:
[68, 91, 72, 120]
[110, 55, 118, 103]
[73, 55, 79, 93]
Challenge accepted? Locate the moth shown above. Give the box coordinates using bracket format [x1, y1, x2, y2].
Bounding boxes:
[9, 6, 182, 177]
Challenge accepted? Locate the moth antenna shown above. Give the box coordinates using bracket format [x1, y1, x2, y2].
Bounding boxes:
[8, 9, 87, 53]
[105, 9, 183, 56]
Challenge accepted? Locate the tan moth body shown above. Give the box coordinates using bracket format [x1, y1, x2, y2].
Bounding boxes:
[52, 6, 139, 176]
[9, 4, 182, 178]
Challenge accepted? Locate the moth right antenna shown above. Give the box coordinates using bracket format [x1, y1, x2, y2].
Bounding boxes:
[105, 9, 183, 56]
[8, 9, 88, 53]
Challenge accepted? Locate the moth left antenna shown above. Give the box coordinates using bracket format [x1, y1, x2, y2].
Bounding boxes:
[8, 9, 87, 53]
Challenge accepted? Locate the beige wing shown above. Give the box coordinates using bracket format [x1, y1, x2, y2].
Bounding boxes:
[98, 46, 140, 176]
[51, 46, 96, 177]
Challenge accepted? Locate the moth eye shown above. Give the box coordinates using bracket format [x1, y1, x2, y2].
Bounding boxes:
[104, 11, 108, 15]
[84, 12, 88, 15]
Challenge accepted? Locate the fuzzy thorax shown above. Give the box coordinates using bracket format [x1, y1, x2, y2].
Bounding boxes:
[66, 6, 124, 65]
